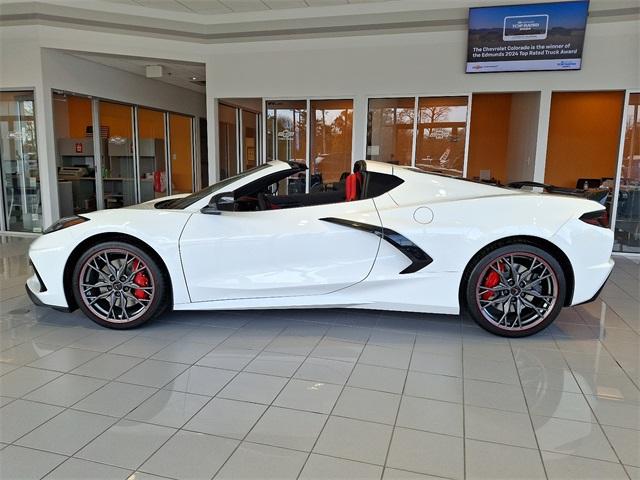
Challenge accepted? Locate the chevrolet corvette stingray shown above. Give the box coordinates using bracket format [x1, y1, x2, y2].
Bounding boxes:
[26, 160, 614, 337]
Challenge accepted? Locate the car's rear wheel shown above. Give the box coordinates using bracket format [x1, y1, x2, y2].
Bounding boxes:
[72, 241, 167, 329]
[465, 244, 566, 337]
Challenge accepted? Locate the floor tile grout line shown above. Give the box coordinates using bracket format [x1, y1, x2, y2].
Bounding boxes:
[565, 341, 632, 473]
[509, 338, 550, 480]
[130, 320, 299, 478]
[461, 316, 467, 480]
[206, 320, 331, 480]
[293, 317, 377, 480]
[572, 301, 640, 391]
[7, 418, 630, 480]
[379, 324, 417, 479]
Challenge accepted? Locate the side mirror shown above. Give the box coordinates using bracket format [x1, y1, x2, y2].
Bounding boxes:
[201, 192, 235, 215]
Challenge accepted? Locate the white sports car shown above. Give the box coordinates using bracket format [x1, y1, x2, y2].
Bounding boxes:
[26, 160, 614, 337]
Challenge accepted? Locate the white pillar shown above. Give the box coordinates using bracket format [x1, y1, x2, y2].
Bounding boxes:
[35, 49, 59, 228]
[352, 94, 368, 165]
[533, 89, 552, 183]
[205, 59, 219, 185]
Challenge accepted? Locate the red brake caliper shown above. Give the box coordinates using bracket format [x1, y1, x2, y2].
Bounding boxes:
[132, 259, 149, 300]
[481, 263, 503, 300]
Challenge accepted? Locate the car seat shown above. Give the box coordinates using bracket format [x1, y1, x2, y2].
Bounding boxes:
[345, 162, 364, 201]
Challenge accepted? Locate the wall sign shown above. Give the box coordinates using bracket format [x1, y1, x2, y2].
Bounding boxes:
[466, 1, 589, 73]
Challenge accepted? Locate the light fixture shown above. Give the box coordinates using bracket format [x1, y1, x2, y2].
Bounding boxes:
[145, 65, 163, 78]
[108, 136, 126, 145]
[191, 76, 197, 80]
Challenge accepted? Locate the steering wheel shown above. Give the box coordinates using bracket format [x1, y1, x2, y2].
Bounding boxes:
[257, 192, 269, 211]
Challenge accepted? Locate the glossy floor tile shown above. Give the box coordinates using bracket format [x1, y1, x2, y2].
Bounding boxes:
[1, 235, 639, 479]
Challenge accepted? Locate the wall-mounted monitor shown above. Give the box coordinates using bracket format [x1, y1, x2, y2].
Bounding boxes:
[466, 1, 589, 73]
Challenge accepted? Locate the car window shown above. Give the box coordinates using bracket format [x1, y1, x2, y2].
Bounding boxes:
[157, 164, 272, 209]
[225, 168, 403, 212]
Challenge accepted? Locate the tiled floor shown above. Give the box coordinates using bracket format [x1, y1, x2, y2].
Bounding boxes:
[1, 234, 639, 480]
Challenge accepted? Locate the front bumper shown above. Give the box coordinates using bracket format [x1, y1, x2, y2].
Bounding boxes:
[25, 272, 72, 312]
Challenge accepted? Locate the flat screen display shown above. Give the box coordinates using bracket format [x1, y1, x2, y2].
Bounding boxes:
[466, 1, 589, 73]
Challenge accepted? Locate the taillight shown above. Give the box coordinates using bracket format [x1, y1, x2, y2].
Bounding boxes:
[579, 210, 609, 228]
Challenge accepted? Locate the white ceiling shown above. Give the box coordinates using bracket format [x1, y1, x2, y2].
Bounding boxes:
[71, 52, 206, 93]
[103, 0, 390, 15]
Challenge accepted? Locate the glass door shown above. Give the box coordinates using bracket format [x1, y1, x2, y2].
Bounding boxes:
[366, 98, 415, 166]
[53, 93, 97, 215]
[310, 99, 353, 192]
[137, 108, 167, 202]
[100, 101, 135, 209]
[0, 91, 41, 232]
[615, 92, 640, 253]
[218, 104, 238, 180]
[169, 113, 194, 194]
[241, 109, 259, 172]
[415, 96, 469, 176]
[267, 100, 307, 194]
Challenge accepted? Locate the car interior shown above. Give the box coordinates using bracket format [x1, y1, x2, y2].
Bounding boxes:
[222, 160, 404, 212]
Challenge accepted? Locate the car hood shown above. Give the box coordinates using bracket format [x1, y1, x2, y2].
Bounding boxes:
[124, 194, 190, 210]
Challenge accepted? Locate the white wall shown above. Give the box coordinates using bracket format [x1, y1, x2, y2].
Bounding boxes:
[506, 92, 540, 184]
[41, 49, 206, 118]
[205, 20, 639, 97]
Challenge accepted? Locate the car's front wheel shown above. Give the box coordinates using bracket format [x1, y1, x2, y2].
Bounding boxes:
[465, 244, 566, 337]
[72, 241, 167, 329]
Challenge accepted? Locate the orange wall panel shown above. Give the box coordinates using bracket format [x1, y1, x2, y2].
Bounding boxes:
[545, 91, 624, 188]
[67, 96, 92, 138]
[467, 93, 512, 183]
[170, 114, 193, 193]
[138, 108, 165, 139]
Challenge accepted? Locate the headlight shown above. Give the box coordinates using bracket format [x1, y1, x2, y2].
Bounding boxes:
[43, 215, 89, 234]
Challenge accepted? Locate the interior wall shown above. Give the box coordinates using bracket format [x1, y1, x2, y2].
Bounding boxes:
[42, 49, 206, 118]
[467, 93, 512, 182]
[505, 92, 540, 183]
[545, 91, 626, 188]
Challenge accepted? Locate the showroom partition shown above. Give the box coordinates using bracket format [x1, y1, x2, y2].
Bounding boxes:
[366, 96, 470, 177]
[52, 91, 197, 216]
[264, 98, 354, 194]
[213, 89, 638, 254]
[0, 90, 42, 233]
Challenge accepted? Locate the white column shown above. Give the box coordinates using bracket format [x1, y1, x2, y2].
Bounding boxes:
[34, 53, 59, 229]
[533, 89, 552, 183]
[205, 59, 219, 185]
[352, 94, 368, 165]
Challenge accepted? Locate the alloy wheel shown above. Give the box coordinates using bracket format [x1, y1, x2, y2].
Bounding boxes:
[475, 252, 558, 332]
[78, 248, 155, 323]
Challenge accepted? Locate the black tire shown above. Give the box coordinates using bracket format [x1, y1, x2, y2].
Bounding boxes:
[71, 241, 168, 329]
[464, 243, 566, 337]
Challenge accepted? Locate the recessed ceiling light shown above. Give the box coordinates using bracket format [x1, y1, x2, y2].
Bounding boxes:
[191, 76, 197, 80]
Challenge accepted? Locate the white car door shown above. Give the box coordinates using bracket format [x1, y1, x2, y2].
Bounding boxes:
[179, 199, 382, 302]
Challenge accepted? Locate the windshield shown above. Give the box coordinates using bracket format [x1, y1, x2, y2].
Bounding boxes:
[158, 164, 272, 209]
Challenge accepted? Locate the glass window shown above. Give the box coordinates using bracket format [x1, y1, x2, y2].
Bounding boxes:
[100, 101, 135, 209]
[0, 91, 41, 232]
[218, 104, 237, 180]
[366, 98, 414, 166]
[415, 96, 468, 176]
[53, 93, 97, 215]
[137, 108, 167, 202]
[615, 93, 640, 253]
[169, 113, 194, 194]
[545, 91, 625, 226]
[242, 110, 258, 172]
[310, 99, 353, 191]
[266, 100, 307, 194]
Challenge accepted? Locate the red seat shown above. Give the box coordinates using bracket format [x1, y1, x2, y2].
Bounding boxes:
[345, 171, 363, 201]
